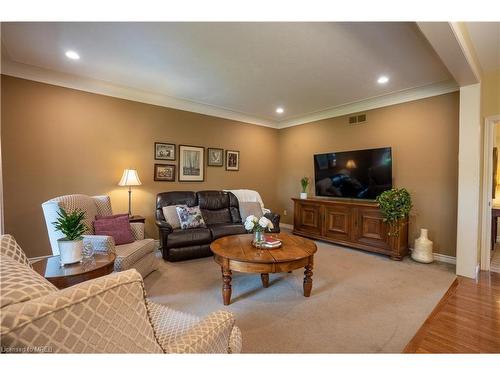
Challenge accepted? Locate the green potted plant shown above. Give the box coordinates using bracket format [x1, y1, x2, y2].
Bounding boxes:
[52, 208, 88, 265]
[300, 177, 310, 199]
[376, 188, 412, 237]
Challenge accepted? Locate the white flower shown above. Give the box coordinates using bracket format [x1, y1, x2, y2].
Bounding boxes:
[244, 220, 255, 231]
[245, 215, 257, 224]
[258, 216, 272, 229]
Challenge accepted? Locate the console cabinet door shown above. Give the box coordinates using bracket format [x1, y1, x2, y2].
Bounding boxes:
[323, 205, 352, 242]
[353, 207, 391, 250]
[294, 202, 322, 235]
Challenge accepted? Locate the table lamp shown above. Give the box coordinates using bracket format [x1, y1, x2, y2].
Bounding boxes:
[118, 169, 142, 216]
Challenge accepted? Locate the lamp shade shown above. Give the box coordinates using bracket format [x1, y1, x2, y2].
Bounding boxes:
[118, 169, 142, 186]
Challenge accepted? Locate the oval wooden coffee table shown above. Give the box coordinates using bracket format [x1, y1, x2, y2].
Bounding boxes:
[211, 233, 317, 305]
[32, 253, 116, 289]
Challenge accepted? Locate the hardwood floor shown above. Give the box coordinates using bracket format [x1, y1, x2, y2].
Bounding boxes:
[404, 271, 500, 353]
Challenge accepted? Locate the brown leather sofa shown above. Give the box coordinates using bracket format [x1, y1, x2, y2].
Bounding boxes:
[155, 190, 280, 262]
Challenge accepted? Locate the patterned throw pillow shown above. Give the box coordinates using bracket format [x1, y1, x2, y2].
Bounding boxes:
[175, 205, 206, 230]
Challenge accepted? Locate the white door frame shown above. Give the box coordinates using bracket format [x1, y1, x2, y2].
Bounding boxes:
[480, 115, 500, 270]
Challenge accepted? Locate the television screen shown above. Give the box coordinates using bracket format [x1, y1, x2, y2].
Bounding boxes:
[314, 147, 392, 199]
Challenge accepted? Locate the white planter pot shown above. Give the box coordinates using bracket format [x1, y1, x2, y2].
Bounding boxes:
[412, 228, 434, 263]
[58, 238, 83, 265]
[300, 192, 308, 199]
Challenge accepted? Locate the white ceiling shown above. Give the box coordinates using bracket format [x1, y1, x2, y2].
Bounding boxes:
[1, 22, 453, 126]
[466, 22, 500, 73]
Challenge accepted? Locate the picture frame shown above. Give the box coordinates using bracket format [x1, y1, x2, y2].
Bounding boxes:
[207, 148, 224, 167]
[155, 142, 176, 161]
[226, 150, 240, 171]
[154, 164, 176, 181]
[179, 145, 205, 181]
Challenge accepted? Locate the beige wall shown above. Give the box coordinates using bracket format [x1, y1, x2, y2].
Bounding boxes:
[2, 76, 460, 258]
[1, 76, 280, 257]
[482, 69, 500, 118]
[277, 92, 460, 256]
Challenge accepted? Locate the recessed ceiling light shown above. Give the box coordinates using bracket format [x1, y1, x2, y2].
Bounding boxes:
[65, 50, 80, 60]
[377, 75, 389, 84]
[276, 107, 284, 114]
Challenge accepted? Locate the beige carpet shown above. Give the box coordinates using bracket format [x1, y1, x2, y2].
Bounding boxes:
[144, 239, 455, 353]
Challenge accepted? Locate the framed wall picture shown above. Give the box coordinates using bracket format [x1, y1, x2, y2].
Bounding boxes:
[226, 150, 240, 171]
[155, 142, 176, 161]
[154, 164, 176, 181]
[207, 148, 224, 167]
[179, 145, 205, 181]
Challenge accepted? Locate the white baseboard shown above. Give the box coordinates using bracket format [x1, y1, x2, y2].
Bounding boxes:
[432, 253, 457, 265]
[280, 223, 293, 230]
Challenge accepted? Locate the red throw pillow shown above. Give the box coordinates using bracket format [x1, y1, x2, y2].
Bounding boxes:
[95, 213, 129, 220]
[93, 215, 134, 245]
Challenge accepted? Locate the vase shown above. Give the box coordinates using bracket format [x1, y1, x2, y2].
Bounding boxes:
[57, 238, 83, 265]
[300, 192, 308, 199]
[412, 228, 434, 263]
[254, 231, 263, 243]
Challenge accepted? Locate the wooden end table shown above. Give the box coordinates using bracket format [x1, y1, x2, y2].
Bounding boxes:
[129, 215, 146, 224]
[32, 253, 116, 289]
[210, 233, 317, 305]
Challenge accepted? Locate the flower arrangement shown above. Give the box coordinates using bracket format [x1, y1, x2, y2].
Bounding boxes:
[244, 215, 274, 232]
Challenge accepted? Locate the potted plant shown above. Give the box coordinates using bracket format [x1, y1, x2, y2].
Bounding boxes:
[52, 208, 88, 265]
[376, 188, 412, 237]
[300, 177, 310, 199]
[244, 215, 274, 244]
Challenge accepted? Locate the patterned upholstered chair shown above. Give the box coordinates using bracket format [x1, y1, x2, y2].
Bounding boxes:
[42, 194, 158, 277]
[0, 235, 242, 353]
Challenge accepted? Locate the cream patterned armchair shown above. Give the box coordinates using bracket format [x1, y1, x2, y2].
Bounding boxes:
[42, 194, 158, 277]
[0, 235, 242, 353]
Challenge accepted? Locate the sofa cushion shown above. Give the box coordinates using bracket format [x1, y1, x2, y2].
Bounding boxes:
[201, 209, 232, 225]
[197, 191, 233, 224]
[166, 228, 212, 249]
[114, 239, 156, 272]
[162, 206, 181, 229]
[0, 254, 57, 309]
[94, 215, 135, 245]
[176, 205, 206, 230]
[208, 223, 247, 240]
[238, 201, 264, 222]
[1, 234, 32, 269]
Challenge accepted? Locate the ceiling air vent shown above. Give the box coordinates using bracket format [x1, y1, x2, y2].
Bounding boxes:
[348, 114, 367, 125]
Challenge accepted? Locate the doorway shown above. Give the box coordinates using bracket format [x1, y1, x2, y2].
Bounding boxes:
[481, 115, 500, 273]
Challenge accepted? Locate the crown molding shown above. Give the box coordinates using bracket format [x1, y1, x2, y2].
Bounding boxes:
[1, 59, 458, 130]
[1, 59, 278, 128]
[277, 80, 459, 129]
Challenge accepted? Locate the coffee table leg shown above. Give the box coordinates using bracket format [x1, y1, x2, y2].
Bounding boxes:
[303, 257, 314, 297]
[222, 267, 232, 305]
[261, 273, 269, 288]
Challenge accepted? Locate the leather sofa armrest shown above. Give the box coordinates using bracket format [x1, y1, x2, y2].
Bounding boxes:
[264, 212, 281, 233]
[156, 220, 173, 254]
[156, 220, 173, 233]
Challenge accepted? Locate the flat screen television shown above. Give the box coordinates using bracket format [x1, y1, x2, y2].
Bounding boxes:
[314, 147, 392, 200]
